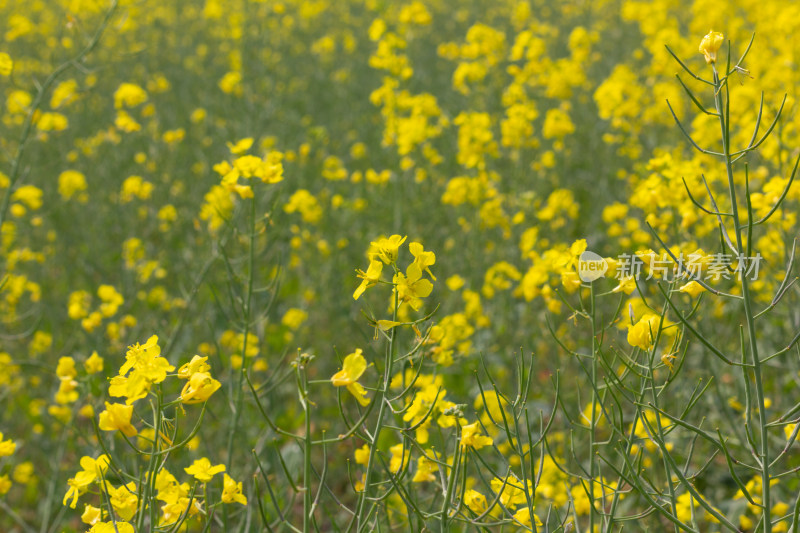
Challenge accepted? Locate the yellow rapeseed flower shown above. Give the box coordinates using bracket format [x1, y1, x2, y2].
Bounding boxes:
[353, 259, 383, 300]
[88, 522, 134, 533]
[177, 355, 211, 379]
[699, 30, 724, 64]
[98, 402, 138, 437]
[330, 349, 370, 406]
[463, 489, 488, 514]
[460, 421, 492, 449]
[179, 371, 222, 404]
[627, 314, 662, 351]
[0, 52, 12, 76]
[221, 474, 247, 505]
[63, 455, 111, 508]
[369, 235, 407, 264]
[85, 351, 104, 374]
[0, 432, 15, 456]
[184, 457, 226, 482]
[81, 504, 102, 525]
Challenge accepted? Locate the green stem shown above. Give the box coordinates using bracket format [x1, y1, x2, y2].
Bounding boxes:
[440, 428, 461, 532]
[354, 281, 399, 531]
[589, 282, 598, 532]
[712, 66, 771, 533]
[226, 194, 257, 467]
[302, 363, 313, 532]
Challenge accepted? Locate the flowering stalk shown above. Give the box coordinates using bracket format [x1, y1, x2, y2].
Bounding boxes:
[226, 194, 258, 469]
[711, 56, 773, 533]
[659, 31, 800, 533]
[353, 283, 399, 531]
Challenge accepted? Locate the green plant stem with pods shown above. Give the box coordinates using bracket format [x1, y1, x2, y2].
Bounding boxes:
[655, 33, 800, 533]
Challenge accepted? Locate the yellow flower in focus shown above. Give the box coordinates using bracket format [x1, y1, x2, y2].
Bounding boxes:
[331, 349, 370, 406]
[699, 30, 724, 64]
[394, 262, 434, 310]
[98, 402, 138, 437]
[107, 482, 138, 521]
[460, 421, 492, 449]
[179, 371, 222, 404]
[184, 458, 226, 482]
[222, 474, 247, 505]
[177, 355, 211, 379]
[81, 503, 102, 525]
[109, 335, 175, 405]
[409, 242, 436, 280]
[369, 235, 407, 264]
[63, 455, 111, 508]
[354, 259, 383, 300]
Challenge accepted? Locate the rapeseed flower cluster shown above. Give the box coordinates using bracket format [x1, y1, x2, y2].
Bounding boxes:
[2, 0, 800, 530]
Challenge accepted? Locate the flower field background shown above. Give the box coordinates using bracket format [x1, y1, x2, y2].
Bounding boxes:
[1, 0, 800, 531]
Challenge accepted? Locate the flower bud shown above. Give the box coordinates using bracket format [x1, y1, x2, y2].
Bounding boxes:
[699, 30, 724, 64]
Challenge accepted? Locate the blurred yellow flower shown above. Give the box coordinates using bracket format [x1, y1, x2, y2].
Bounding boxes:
[627, 314, 661, 351]
[678, 280, 705, 298]
[227, 137, 254, 154]
[114, 83, 148, 109]
[411, 455, 437, 482]
[460, 421, 492, 449]
[222, 474, 247, 505]
[354, 444, 370, 465]
[84, 351, 104, 374]
[0, 432, 15, 456]
[0, 52, 12, 75]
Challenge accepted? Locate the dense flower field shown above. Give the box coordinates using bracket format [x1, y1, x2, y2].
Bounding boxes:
[1, 0, 800, 531]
